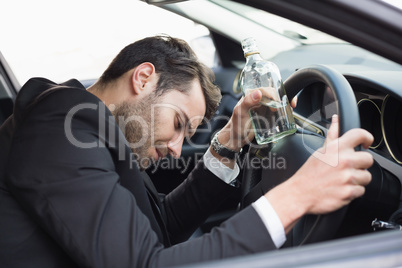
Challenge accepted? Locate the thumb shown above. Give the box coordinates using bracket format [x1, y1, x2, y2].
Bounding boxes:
[242, 89, 262, 109]
[326, 114, 339, 144]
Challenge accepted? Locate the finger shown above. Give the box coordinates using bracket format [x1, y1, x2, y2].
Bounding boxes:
[325, 114, 339, 144]
[350, 151, 374, 170]
[349, 169, 372, 187]
[340, 128, 374, 149]
[349, 185, 366, 201]
[242, 89, 262, 109]
[290, 96, 298, 109]
[258, 87, 279, 102]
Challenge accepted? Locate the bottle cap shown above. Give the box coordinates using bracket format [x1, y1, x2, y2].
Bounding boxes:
[241, 37, 260, 57]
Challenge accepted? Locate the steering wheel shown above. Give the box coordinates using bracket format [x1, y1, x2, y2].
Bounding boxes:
[240, 64, 360, 246]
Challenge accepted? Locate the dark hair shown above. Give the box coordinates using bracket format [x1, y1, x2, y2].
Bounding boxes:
[99, 35, 221, 121]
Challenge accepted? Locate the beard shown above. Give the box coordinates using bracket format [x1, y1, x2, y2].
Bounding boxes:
[112, 94, 159, 170]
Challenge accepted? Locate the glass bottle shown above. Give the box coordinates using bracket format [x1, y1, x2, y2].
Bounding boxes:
[240, 37, 296, 144]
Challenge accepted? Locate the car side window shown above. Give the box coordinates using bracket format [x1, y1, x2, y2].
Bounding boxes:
[0, 75, 14, 125]
[190, 33, 219, 69]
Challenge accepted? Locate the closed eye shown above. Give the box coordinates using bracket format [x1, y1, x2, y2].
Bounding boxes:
[175, 116, 194, 138]
[175, 116, 184, 130]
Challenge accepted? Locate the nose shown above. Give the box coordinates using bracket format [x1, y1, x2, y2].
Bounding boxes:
[167, 136, 184, 159]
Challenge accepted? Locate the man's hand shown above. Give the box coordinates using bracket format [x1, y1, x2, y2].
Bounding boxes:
[210, 89, 297, 168]
[208, 90, 262, 168]
[217, 89, 297, 153]
[218, 90, 262, 152]
[265, 115, 374, 233]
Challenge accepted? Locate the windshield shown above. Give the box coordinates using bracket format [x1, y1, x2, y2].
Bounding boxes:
[212, 0, 347, 45]
[383, 0, 402, 9]
[214, 0, 402, 45]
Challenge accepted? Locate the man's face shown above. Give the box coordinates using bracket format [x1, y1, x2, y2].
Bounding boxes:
[113, 79, 206, 170]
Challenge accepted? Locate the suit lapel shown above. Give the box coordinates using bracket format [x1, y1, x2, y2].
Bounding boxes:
[110, 124, 171, 246]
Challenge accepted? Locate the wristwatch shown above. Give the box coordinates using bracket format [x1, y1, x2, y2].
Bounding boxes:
[211, 131, 238, 160]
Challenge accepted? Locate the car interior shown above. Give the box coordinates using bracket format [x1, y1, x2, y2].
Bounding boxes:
[0, 52, 17, 126]
[144, 1, 402, 248]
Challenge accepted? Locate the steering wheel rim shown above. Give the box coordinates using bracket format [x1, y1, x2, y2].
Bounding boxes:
[285, 65, 360, 135]
[241, 64, 360, 246]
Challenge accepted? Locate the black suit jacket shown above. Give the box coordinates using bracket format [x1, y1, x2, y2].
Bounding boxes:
[0, 78, 275, 267]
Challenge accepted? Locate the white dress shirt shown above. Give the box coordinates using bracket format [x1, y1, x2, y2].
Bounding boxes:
[203, 148, 286, 248]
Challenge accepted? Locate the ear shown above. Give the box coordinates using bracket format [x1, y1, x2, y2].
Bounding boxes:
[131, 62, 156, 95]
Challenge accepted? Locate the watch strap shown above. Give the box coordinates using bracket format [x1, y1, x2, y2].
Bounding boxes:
[211, 131, 238, 160]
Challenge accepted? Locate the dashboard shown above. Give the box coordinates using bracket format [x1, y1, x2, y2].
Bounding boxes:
[295, 70, 402, 168]
[288, 68, 402, 236]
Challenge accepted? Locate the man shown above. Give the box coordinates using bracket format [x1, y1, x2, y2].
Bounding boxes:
[0, 35, 373, 267]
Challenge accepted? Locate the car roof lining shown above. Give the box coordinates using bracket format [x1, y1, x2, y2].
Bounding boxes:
[232, 0, 402, 65]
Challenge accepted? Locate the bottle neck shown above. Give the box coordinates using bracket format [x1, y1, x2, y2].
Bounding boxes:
[244, 51, 260, 57]
[245, 52, 263, 61]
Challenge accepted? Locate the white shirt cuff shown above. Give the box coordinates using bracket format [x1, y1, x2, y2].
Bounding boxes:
[252, 196, 286, 248]
[202, 148, 240, 185]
